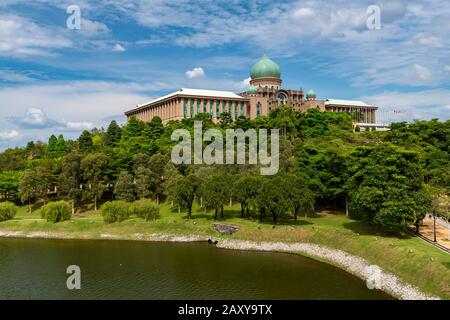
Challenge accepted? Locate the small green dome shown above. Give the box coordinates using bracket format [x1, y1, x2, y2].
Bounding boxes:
[306, 89, 316, 98]
[250, 53, 281, 79]
[247, 86, 259, 94]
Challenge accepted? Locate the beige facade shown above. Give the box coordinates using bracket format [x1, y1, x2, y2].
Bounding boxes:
[126, 89, 250, 125]
[125, 55, 378, 124]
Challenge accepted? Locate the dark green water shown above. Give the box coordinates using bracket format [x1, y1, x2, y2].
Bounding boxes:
[0, 238, 391, 300]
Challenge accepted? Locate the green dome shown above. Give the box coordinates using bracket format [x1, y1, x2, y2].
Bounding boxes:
[306, 89, 316, 98]
[250, 53, 281, 79]
[247, 86, 259, 94]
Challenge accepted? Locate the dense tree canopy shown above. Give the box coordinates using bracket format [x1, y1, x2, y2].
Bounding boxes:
[0, 106, 448, 233]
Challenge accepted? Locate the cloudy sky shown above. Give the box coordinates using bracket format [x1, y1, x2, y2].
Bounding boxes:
[0, 0, 449, 150]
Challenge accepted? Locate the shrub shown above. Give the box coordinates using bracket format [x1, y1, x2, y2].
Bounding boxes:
[100, 201, 130, 223]
[41, 201, 71, 223]
[129, 200, 160, 221]
[0, 202, 18, 222]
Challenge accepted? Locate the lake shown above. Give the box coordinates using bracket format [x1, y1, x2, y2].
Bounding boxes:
[0, 238, 392, 300]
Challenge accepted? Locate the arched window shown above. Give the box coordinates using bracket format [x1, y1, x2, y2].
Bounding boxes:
[256, 102, 261, 116]
[278, 93, 287, 106]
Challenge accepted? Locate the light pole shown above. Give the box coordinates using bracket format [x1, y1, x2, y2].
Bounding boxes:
[433, 210, 437, 243]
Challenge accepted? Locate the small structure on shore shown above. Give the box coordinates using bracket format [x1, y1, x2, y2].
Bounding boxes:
[213, 223, 240, 235]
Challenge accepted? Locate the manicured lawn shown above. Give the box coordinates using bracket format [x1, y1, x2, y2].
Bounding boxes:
[1, 203, 449, 299]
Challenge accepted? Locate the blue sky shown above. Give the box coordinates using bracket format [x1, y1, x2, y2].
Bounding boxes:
[0, 0, 449, 150]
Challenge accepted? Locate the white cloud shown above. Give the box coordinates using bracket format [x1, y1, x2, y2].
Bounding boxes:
[112, 43, 126, 52]
[444, 65, 450, 72]
[185, 67, 205, 79]
[293, 8, 314, 18]
[0, 70, 34, 82]
[9, 108, 60, 129]
[414, 64, 431, 80]
[0, 14, 72, 57]
[360, 89, 450, 121]
[0, 130, 21, 141]
[238, 77, 251, 89]
[65, 121, 95, 130]
[414, 34, 445, 48]
[80, 18, 110, 37]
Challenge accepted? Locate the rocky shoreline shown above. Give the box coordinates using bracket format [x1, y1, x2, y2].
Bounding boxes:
[0, 230, 440, 300]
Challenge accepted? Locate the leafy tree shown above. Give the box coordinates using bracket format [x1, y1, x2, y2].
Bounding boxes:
[100, 200, 130, 223]
[129, 199, 159, 221]
[41, 201, 71, 223]
[0, 170, 22, 202]
[34, 164, 53, 205]
[80, 153, 108, 211]
[256, 176, 288, 224]
[234, 116, 252, 130]
[167, 174, 200, 219]
[269, 105, 298, 136]
[0, 202, 18, 221]
[78, 130, 94, 153]
[46, 135, 58, 157]
[0, 148, 26, 171]
[284, 174, 315, 220]
[105, 120, 122, 147]
[348, 143, 432, 232]
[233, 174, 259, 219]
[202, 173, 230, 220]
[19, 169, 37, 213]
[219, 112, 233, 127]
[114, 171, 136, 202]
[55, 135, 68, 157]
[59, 152, 82, 214]
[134, 166, 153, 199]
[148, 154, 167, 204]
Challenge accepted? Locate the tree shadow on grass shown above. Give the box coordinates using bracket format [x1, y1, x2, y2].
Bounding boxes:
[259, 219, 314, 226]
[342, 220, 413, 239]
[442, 262, 450, 270]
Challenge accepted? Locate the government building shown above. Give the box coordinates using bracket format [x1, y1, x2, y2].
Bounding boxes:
[125, 54, 378, 124]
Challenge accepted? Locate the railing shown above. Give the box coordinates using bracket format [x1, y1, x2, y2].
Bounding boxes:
[407, 228, 450, 254]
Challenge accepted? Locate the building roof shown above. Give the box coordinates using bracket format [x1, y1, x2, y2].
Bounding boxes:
[250, 53, 281, 79]
[325, 99, 375, 107]
[137, 88, 246, 108]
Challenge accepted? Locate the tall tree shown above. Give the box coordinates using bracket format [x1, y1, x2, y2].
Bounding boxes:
[105, 120, 122, 147]
[348, 143, 432, 232]
[80, 153, 108, 211]
[0, 170, 22, 202]
[19, 169, 37, 213]
[234, 174, 259, 219]
[202, 173, 230, 220]
[256, 176, 288, 224]
[284, 174, 315, 220]
[59, 152, 82, 214]
[167, 174, 200, 219]
[78, 130, 94, 153]
[55, 134, 68, 157]
[46, 135, 58, 157]
[34, 164, 53, 205]
[114, 171, 136, 202]
[134, 166, 153, 200]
